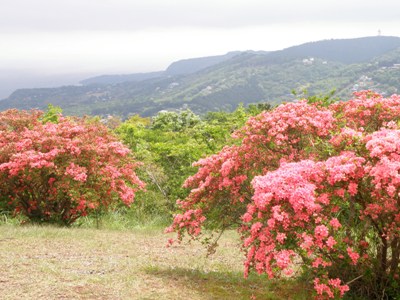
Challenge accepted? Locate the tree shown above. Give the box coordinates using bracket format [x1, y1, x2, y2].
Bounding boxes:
[0, 109, 144, 225]
[151, 109, 201, 132]
[116, 107, 256, 219]
[167, 91, 400, 299]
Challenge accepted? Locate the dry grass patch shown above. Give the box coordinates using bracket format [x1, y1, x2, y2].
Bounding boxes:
[0, 225, 310, 299]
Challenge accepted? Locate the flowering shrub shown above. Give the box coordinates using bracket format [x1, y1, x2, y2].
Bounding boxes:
[168, 91, 400, 298]
[0, 109, 144, 225]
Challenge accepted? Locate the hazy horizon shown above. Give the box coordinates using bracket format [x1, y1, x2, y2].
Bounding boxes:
[2, 34, 399, 99]
[1, 0, 400, 98]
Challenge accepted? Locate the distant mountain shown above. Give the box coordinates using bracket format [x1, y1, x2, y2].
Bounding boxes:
[0, 71, 90, 99]
[164, 51, 242, 75]
[80, 71, 164, 85]
[277, 36, 400, 63]
[80, 52, 242, 86]
[1, 36, 400, 117]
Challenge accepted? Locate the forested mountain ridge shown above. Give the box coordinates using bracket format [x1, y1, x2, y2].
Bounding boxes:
[1, 36, 400, 117]
[79, 52, 242, 85]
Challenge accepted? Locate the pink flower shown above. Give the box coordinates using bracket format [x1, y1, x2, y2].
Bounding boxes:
[276, 232, 287, 244]
[65, 163, 87, 182]
[326, 236, 337, 249]
[347, 247, 360, 265]
[300, 234, 314, 251]
[329, 218, 342, 229]
[348, 182, 358, 196]
[312, 257, 324, 268]
[315, 225, 329, 239]
[242, 212, 253, 223]
[274, 250, 293, 269]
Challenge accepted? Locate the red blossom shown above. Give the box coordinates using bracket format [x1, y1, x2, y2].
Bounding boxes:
[167, 92, 400, 298]
[0, 109, 144, 224]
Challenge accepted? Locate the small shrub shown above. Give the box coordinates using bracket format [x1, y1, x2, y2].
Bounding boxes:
[0, 109, 144, 225]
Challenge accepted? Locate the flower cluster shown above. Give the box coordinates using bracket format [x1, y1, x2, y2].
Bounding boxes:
[244, 152, 366, 297]
[0, 110, 144, 224]
[168, 91, 400, 298]
[168, 101, 336, 240]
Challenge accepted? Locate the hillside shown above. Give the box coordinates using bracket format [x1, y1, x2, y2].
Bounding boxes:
[80, 71, 164, 86]
[1, 36, 400, 117]
[79, 52, 241, 86]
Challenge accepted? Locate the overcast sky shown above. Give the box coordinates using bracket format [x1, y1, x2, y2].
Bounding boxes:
[1, 0, 400, 75]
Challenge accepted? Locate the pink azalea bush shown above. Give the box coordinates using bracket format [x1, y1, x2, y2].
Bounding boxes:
[0, 109, 144, 225]
[167, 91, 400, 298]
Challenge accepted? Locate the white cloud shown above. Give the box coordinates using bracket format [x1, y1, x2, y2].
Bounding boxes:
[0, 0, 399, 74]
[1, 0, 400, 32]
[1, 20, 399, 74]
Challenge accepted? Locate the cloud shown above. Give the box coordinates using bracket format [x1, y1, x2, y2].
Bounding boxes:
[1, 0, 400, 32]
[0, 0, 399, 75]
[2, 20, 399, 75]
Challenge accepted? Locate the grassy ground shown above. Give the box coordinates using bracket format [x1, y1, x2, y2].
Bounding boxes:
[0, 224, 311, 299]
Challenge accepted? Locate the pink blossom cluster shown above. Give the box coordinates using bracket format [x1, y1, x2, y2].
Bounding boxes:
[165, 209, 206, 239]
[168, 91, 400, 298]
[169, 101, 337, 240]
[364, 128, 400, 238]
[331, 91, 400, 130]
[65, 162, 88, 182]
[244, 152, 367, 297]
[314, 278, 349, 299]
[0, 109, 144, 224]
